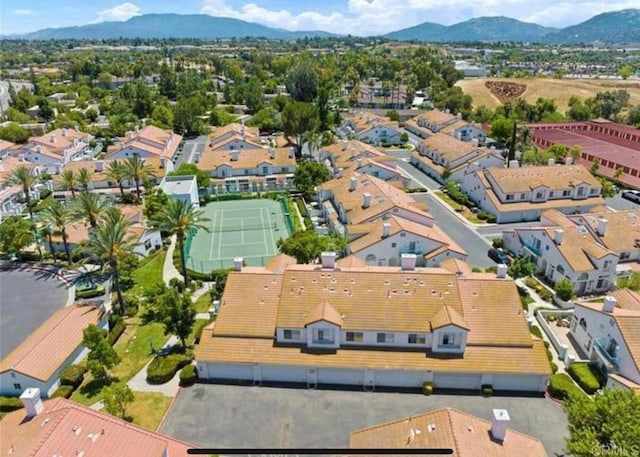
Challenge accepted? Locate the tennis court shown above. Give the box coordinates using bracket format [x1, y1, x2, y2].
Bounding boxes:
[185, 198, 291, 271]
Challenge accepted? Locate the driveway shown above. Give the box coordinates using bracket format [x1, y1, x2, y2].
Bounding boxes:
[174, 135, 207, 167]
[160, 383, 568, 456]
[0, 266, 71, 358]
[605, 192, 640, 211]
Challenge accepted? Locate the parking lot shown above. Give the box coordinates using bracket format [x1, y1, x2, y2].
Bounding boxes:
[160, 383, 568, 456]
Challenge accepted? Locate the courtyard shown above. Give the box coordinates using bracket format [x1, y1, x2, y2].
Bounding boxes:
[160, 383, 568, 456]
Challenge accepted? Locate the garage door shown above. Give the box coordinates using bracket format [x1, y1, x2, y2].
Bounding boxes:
[375, 370, 422, 387]
[261, 365, 308, 384]
[434, 372, 482, 390]
[493, 374, 545, 392]
[317, 367, 363, 386]
[210, 363, 252, 381]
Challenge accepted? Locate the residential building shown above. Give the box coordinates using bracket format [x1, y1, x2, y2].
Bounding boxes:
[405, 109, 487, 143]
[0, 392, 192, 456]
[0, 157, 51, 221]
[160, 175, 200, 208]
[342, 112, 402, 146]
[0, 304, 107, 398]
[461, 164, 606, 223]
[0, 139, 15, 158]
[350, 408, 547, 456]
[454, 60, 490, 77]
[14, 128, 93, 173]
[47, 205, 161, 258]
[410, 133, 504, 183]
[529, 120, 640, 189]
[503, 222, 619, 296]
[570, 290, 640, 392]
[195, 255, 550, 392]
[105, 125, 183, 162]
[343, 81, 408, 109]
[206, 123, 265, 152]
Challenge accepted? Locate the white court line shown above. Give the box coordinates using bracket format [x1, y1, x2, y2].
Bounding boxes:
[209, 209, 218, 261]
[240, 217, 244, 244]
[264, 206, 278, 256]
[260, 207, 269, 254]
[217, 209, 224, 260]
[222, 241, 265, 247]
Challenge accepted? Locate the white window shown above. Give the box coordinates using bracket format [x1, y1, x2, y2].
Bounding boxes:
[506, 194, 514, 201]
[603, 260, 612, 271]
[377, 332, 394, 343]
[346, 332, 363, 342]
[408, 334, 426, 344]
[441, 333, 459, 348]
[313, 328, 333, 344]
[577, 187, 585, 196]
[283, 329, 301, 340]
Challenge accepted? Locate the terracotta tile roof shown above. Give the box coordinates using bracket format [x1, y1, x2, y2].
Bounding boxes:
[343, 112, 391, 132]
[265, 253, 297, 272]
[322, 140, 387, 169]
[610, 289, 640, 312]
[485, 165, 600, 194]
[209, 123, 262, 149]
[196, 335, 550, 375]
[198, 146, 296, 172]
[542, 227, 614, 271]
[0, 156, 37, 181]
[413, 110, 459, 127]
[0, 304, 103, 381]
[305, 300, 344, 326]
[567, 209, 640, 255]
[29, 128, 90, 158]
[440, 119, 471, 134]
[430, 305, 469, 330]
[0, 139, 16, 151]
[439, 258, 472, 276]
[336, 255, 368, 268]
[0, 398, 192, 457]
[349, 407, 547, 456]
[107, 126, 182, 160]
[608, 373, 640, 392]
[404, 118, 432, 137]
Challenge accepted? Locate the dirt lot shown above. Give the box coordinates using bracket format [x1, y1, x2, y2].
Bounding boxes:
[456, 77, 640, 112]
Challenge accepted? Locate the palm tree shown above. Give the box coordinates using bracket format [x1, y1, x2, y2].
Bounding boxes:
[71, 191, 107, 228]
[4, 165, 38, 219]
[124, 156, 154, 201]
[77, 168, 94, 191]
[40, 201, 72, 263]
[105, 160, 128, 198]
[77, 208, 138, 314]
[60, 169, 78, 198]
[302, 130, 322, 160]
[40, 225, 56, 264]
[149, 198, 210, 284]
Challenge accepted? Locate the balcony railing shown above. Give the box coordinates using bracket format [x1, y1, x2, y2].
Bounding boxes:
[594, 338, 620, 370]
[399, 247, 424, 255]
[523, 242, 541, 256]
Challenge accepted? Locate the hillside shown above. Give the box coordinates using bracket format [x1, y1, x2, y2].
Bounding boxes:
[14, 14, 337, 40]
[545, 9, 640, 44]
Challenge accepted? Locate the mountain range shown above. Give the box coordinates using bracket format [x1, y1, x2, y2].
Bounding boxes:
[4, 9, 640, 44]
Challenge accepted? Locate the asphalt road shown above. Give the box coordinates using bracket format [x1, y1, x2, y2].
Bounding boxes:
[605, 192, 640, 211]
[173, 135, 207, 167]
[161, 383, 568, 456]
[0, 267, 70, 359]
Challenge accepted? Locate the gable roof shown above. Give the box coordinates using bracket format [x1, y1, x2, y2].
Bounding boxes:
[305, 300, 344, 327]
[198, 146, 296, 172]
[349, 407, 547, 456]
[413, 109, 459, 127]
[0, 398, 192, 457]
[0, 304, 103, 381]
[484, 164, 600, 194]
[430, 305, 469, 331]
[420, 133, 479, 162]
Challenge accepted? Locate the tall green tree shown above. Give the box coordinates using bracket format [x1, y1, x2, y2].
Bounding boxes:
[40, 201, 72, 263]
[105, 160, 129, 198]
[0, 123, 30, 143]
[149, 198, 210, 284]
[563, 387, 640, 457]
[60, 169, 79, 198]
[168, 163, 210, 189]
[71, 191, 107, 228]
[0, 216, 35, 257]
[282, 102, 319, 158]
[4, 165, 38, 219]
[286, 64, 319, 102]
[124, 156, 154, 200]
[77, 208, 138, 313]
[82, 324, 121, 381]
[293, 161, 331, 199]
[102, 382, 135, 419]
[156, 287, 196, 349]
[77, 168, 94, 191]
[277, 230, 347, 264]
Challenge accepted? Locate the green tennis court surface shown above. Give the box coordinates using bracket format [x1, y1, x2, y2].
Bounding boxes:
[186, 199, 291, 271]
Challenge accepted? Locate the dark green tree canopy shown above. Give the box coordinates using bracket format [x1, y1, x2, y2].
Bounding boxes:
[286, 64, 319, 103]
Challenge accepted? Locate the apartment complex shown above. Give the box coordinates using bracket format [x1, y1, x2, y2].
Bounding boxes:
[405, 109, 487, 143]
[342, 112, 403, 146]
[0, 156, 51, 220]
[14, 128, 93, 173]
[105, 125, 183, 162]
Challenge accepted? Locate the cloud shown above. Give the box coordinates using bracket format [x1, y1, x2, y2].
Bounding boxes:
[91, 2, 141, 23]
[13, 9, 36, 15]
[200, 0, 637, 35]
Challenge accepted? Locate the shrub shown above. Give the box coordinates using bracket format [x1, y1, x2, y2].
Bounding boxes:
[554, 279, 574, 302]
[0, 396, 23, 412]
[107, 318, 126, 346]
[548, 373, 585, 401]
[538, 287, 553, 301]
[550, 362, 559, 374]
[179, 365, 197, 386]
[486, 212, 497, 223]
[472, 267, 482, 273]
[169, 277, 185, 292]
[481, 384, 493, 397]
[568, 363, 604, 394]
[192, 319, 213, 345]
[51, 385, 74, 398]
[295, 198, 308, 217]
[524, 276, 538, 289]
[422, 382, 433, 395]
[530, 325, 543, 339]
[60, 364, 87, 388]
[492, 238, 503, 248]
[477, 210, 489, 221]
[126, 305, 138, 317]
[39, 189, 52, 200]
[147, 352, 193, 385]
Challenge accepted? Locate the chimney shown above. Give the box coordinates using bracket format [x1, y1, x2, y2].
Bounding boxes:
[456, 112, 462, 119]
[548, 158, 555, 166]
[470, 161, 481, 172]
[62, 128, 68, 137]
[233, 257, 243, 272]
[597, 217, 608, 236]
[350, 176, 358, 191]
[602, 295, 617, 313]
[565, 157, 573, 165]
[401, 253, 417, 271]
[496, 263, 508, 279]
[289, 147, 296, 158]
[508, 160, 519, 168]
[134, 125, 140, 133]
[356, 158, 363, 169]
[321, 251, 337, 269]
[471, 138, 479, 148]
[20, 388, 44, 418]
[231, 149, 239, 161]
[554, 228, 564, 245]
[94, 160, 104, 172]
[490, 409, 510, 443]
[341, 140, 347, 151]
[50, 134, 56, 143]
[269, 147, 276, 159]
[126, 131, 133, 140]
[160, 157, 167, 169]
[349, 147, 355, 158]
[382, 222, 391, 238]
[362, 192, 371, 208]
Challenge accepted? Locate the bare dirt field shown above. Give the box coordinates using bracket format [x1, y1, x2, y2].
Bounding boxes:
[456, 77, 640, 112]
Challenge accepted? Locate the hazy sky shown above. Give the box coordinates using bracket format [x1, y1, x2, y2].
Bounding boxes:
[1, 0, 637, 36]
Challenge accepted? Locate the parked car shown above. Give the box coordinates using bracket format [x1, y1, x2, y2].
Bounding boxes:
[621, 190, 640, 204]
[487, 248, 512, 265]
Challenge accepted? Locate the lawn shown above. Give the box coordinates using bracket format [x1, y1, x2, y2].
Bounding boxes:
[435, 191, 485, 225]
[128, 392, 173, 431]
[193, 292, 212, 313]
[131, 249, 167, 295]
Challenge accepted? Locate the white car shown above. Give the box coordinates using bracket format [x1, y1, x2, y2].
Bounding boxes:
[621, 190, 640, 204]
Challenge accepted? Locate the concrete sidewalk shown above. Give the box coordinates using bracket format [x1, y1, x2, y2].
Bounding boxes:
[163, 235, 183, 285]
[127, 335, 182, 397]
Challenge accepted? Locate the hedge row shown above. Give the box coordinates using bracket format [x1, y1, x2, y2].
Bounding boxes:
[567, 363, 604, 394]
[108, 317, 126, 346]
[51, 385, 74, 398]
[477, 210, 497, 223]
[295, 198, 308, 218]
[179, 365, 198, 386]
[0, 396, 23, 412]
[147, 352, 193, 385]
[548, 373, 585, 400]
[60, 364, 87, 389]
[192, 319, 214, 345]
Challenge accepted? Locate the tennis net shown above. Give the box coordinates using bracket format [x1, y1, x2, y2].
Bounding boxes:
[209, 222, 279, 233]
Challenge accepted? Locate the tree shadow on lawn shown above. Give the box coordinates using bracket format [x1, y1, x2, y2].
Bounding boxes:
[78, 376, 120, 402]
